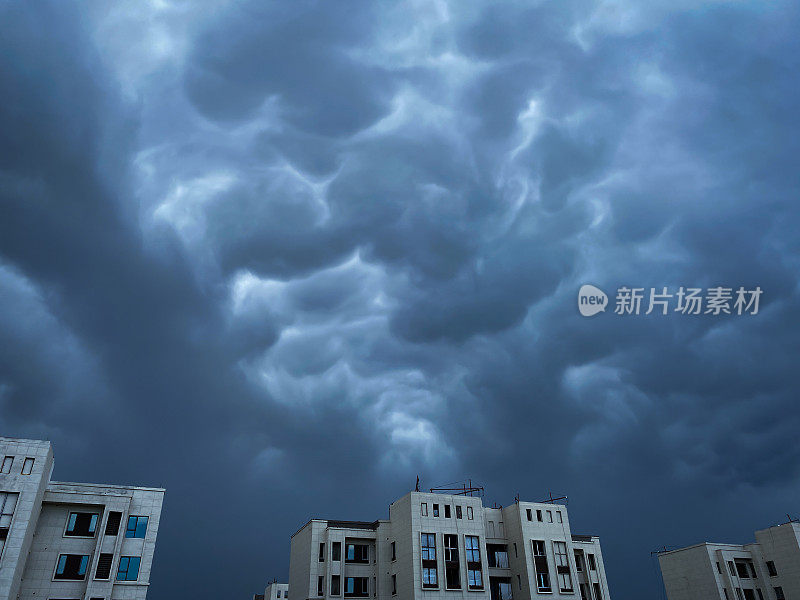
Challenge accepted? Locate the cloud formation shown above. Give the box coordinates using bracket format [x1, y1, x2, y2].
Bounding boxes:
[2, 1, 799, 598]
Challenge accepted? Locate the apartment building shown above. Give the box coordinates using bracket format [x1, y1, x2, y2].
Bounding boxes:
[658, 520, 800, 600]
[289, 490, 611, 600]
[0, 437, 164, 600]
[254, 581, 289, 600]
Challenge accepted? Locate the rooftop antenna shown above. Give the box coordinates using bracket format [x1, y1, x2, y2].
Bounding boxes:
[538, 491, 568, 504]
[415, 476, 420, 492]
[429, 479, 484, 497]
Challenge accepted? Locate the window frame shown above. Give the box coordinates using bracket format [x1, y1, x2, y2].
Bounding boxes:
[124, 515, 148, 539]
[64, 512, 99, 538]
[53, 554, 90, 581]
[465, 534, 484, 590]
[116, 556, 141, 582]
[21, 457, 34, 475]
[0, 456, 12, 474]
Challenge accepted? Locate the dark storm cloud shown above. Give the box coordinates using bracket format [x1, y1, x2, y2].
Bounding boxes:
[2, 1, 800, 599]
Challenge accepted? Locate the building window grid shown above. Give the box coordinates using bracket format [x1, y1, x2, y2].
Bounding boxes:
[465, 535, 483, 590]
[553, 541, 574, 593]
[444, 534, 461, 590]
[54, 554, 89, 580]
[421, 532, 438, 588]
[125, 515, 148, 539]
[116, 556, 141, 581]
[532, 540, 552, 593]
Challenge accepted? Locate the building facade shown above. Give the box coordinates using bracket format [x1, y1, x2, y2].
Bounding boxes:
[0, 437, 164, 600]
[289, 491, 611, 600]
[658, 521, 800, 600]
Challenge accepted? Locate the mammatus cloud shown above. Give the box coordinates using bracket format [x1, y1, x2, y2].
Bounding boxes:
[1, 1, 799, 598]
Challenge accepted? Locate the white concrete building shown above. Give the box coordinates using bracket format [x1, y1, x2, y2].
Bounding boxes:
[289, 491, 611, 600]
[254, 581, 289, 600]
[0, 437, 164, 600]
[658, 520, 800, 600]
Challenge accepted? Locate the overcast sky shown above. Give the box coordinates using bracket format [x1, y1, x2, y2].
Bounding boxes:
[1, 1, 799, 598]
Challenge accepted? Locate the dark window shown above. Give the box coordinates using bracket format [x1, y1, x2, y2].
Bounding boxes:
[116, 556, 140, 581]
[532, 540, 551, 593]
[65, 512, 98, 537]
[456, 505, 462, 519]
[105, 511, 122, 535]
[580, 583, 590, 600]
[125, 515, 148, 538]
[319, 543, 325, 562]
[373, 576, 376, 598]
[444, 505, 451, 518]
[55, 554, 89, 580]
[716, 561, 722, 574]
[346, 543, 369, 563]
[766, 561, 778, 577]
[331, 575, 341, 596]
[466, 535, 483, 590]
[421, 533, 438, 588]
[587, 553, 597, 570]
[391, 575, 396, 595]
[575, 551, 584, 572]
[345, 577, 369, 598]
[21, 457, 34, 475]
[332, 542, 341, 561]
[391, 541, 396, 561]
[728, 561, 736, 576]
[536, 509, 543, 522]
[95, 553, 113, 580]
[736, 561, 750, 578]
[774, 587, 785, 600]
[593, 582, 603, 600]
[318, 576, 324, 596]
[723, 590, 730, 600]
[444, 534, 461, 590]
[743, 590, 756, 600]
[487, 544, 509, 568]
[757, 590, 764, 600]
[554, 541, 573, 593]
[514, 543, 518, 557]
[526, 508, 532, 521]
[433, 504, 439, 517]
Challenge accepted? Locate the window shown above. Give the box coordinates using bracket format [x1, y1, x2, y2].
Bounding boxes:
[277, 592, 281, 598]
[391, 541, 396, 561]
[125, 515, 148, 538]
[391, 574, 396, 596]
[456, 505, 462, 519]
[536, 509, 543, 522]
[345, 577, 369, 598]
[593, 582, 603, 600]
[332, 542, 341, 561]
[421, 533, 438, 588]
[526, 508, 532, 521]
[554, 541, 573, 592]
[499, 521, 504, 536]
[346, 543, 368, 563]
[580, 583, 590, 600]
[723, 590, 730, 600]
[465, 535, 483, 590]
[65, 512, 98, 537]
[743, 590, 756, 600]
[735, 561, 751, 579]
[467, 506, 473, 520]
[95, 553, 113, 580]
[716, 562, 722, 574]
[489, 521, 495, 537]
[1, 456, 12, 474]
[487, 544, 509, 568]
[557, 511, 563, 523]
[444, 505, 451, 518]
[756, 589, 764, 600]
[55, 554, 89, 580]
[105, 511, 122, 535]
[116, 556, 141, 581]
[421, 502, 428, 516]
[319, 542, 325, 562]
[587, 553, 597, 571]
[284, 591, 288, 599]
[318, 576, 324, 596]
[373, 577, 376, 598]
[774, 587, 785, 600]
[514, 543, 518, 557]
[766, 561, 777, 577]
[0, 492, 18, 560]
[532, 540, 551, 593]
[547, 510, 553, 523]
[21, 457, 34, 475]
[575, 551, 584, 572]
[444, 534, 461, 590]
[331, 575, 341, 596]
[433, 504, 439, 517]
